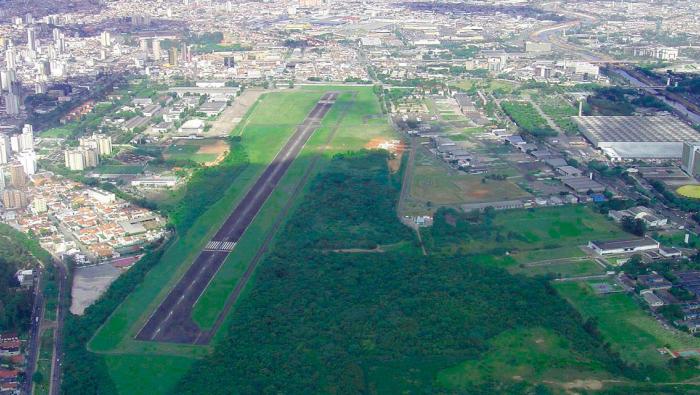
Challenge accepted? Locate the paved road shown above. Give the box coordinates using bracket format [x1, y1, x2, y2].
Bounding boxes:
[49, 261, 67, 395]
[24, 268, 42, 395]
[136, 92, 338, 344]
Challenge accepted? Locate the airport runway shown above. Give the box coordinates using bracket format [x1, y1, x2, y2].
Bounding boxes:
[136, 92, 338, 344]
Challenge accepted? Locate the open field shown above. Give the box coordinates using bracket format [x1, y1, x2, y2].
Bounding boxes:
[426, 205, 628, 257]
[677, 185, 700, 199]
[409, 151, 530, 206]
[510, 259, 604, 277]
[163, 139, 229, 165]
[555, 281, 700, 367]
[452, 78, 517, 94]
[437, 327, 611, 390]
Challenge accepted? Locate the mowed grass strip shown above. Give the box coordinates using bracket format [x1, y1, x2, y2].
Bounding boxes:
[88, 90, 324, 357]
[106, 354, 196, 395]
[192, 87, 394, 330]
[555, 281, 700, 366]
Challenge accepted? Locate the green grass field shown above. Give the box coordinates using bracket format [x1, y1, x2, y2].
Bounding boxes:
[510, 260, 604, 278]
[437, 327, 611, 389]
[555, 281, 700, 367]
[429, 206, 627, 257]
[677, 185, 700, 199]
[88, 86, 395, 394]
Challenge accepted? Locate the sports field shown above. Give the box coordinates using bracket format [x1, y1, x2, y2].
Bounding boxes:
[86, 86, 395, 394]
[677, 184, 700, 199]
[555, 281, 700, 367]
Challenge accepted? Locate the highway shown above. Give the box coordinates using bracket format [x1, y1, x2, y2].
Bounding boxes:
[136, 92, 338, 344]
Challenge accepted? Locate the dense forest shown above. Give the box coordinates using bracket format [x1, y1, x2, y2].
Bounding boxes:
[0, 224, 52, 334]
[172, 151, 631, 394]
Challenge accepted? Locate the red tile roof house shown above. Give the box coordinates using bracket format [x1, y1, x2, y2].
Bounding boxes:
[0, 368, 19, 385]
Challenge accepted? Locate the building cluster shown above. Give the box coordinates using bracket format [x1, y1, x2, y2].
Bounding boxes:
[0, 332, 24, 394]
[0, 123, 37, 210]
[64, 133, 112, 171]
[1, 171, 166, 263]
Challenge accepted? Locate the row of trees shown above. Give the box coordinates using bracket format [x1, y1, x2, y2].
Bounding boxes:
[501, 101, 557, 139]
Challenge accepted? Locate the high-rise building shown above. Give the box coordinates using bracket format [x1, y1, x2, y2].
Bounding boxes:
[9, 135, 20, 152]
[168, 47, 178, 66]
[94, 134, 112, 156]
[27, 27, 36, 52]
[152, 39, 161, 60]
[5, 48, 15, 69]
[8, 163, 26, 188]
[4, 92, 20, 115]
[83, 147, 99, 168]
[0, 167, 5, 191]
[20, 124, 33, 151]
[32, 196, 47, 213]
[100, 31, 111, 47]
[64, 149, 85, 171]
[0, 135, 10, 164]
[17, 150, 36, 175]
[64, 147, 99, 171]
[224, 56, 235, 68]
[2, 189, 27, 209]
[681, 142, 700, 178]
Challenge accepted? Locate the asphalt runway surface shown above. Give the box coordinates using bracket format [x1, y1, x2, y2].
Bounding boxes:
[137, 92, 338, 344]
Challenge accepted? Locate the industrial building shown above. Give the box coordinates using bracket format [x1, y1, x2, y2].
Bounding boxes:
[573, 116, 700, 159]
[588, 237, 660, 255]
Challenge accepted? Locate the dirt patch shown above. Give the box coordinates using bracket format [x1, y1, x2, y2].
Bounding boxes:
[469, 188, 490, 198]
[365, 138, 407, 155]
[200, 139, 230, 166]
[561, 379, 603, 391]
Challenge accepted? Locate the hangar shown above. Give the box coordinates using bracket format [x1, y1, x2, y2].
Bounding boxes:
[573, 116, 700, 159]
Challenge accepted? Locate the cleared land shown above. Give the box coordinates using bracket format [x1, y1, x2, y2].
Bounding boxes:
[677, 185, 700, 199]
[164, 139, 229, 165]
[555, 281, 700, 366]
[408, 150, 530, 209]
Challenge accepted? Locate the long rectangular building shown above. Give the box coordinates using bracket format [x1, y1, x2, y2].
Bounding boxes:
[573, 115, 700, 159]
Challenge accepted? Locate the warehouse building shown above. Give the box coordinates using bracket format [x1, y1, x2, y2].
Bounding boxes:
[573, 116, 700, 159]
[588, 237, 660, 255]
